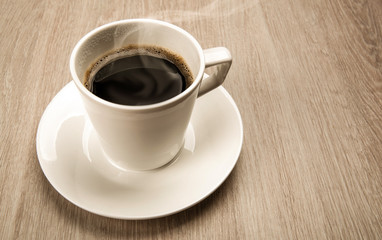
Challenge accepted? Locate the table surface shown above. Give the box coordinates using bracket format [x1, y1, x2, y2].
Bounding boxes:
[1, 0, 382, 239]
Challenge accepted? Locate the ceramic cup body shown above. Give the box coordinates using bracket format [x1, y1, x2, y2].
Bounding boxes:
[70, 19, 231, 171]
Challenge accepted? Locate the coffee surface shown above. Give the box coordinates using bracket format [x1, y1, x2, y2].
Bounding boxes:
[85, 45, 193, 106]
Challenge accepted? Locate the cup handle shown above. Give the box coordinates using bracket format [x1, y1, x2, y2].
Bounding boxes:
[197, 47, 232, 97]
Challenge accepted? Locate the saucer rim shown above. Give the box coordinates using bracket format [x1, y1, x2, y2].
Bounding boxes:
[36, 81, 243, 220]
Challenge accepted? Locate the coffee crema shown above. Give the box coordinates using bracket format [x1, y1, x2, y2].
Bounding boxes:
[84, 45, 193, 106]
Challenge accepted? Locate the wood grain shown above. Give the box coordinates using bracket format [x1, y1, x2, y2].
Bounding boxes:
[1, 0, 382, 239]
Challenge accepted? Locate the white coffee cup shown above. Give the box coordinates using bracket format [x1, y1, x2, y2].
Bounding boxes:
[70, 19, 231, 171]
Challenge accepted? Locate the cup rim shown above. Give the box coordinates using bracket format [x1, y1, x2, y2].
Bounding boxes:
[70, 19, 205, 112]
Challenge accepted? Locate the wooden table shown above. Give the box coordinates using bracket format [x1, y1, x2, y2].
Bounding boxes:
[1, 0, 382, 239]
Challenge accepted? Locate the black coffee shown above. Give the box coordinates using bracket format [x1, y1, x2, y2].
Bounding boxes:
[84, 45, 193, 106]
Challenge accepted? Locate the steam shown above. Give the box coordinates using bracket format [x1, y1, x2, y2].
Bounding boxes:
[86, 0, 255, 93]
[145, 0, 259, 23]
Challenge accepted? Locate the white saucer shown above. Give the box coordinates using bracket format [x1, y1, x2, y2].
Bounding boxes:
[36, 81, 243, 220]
